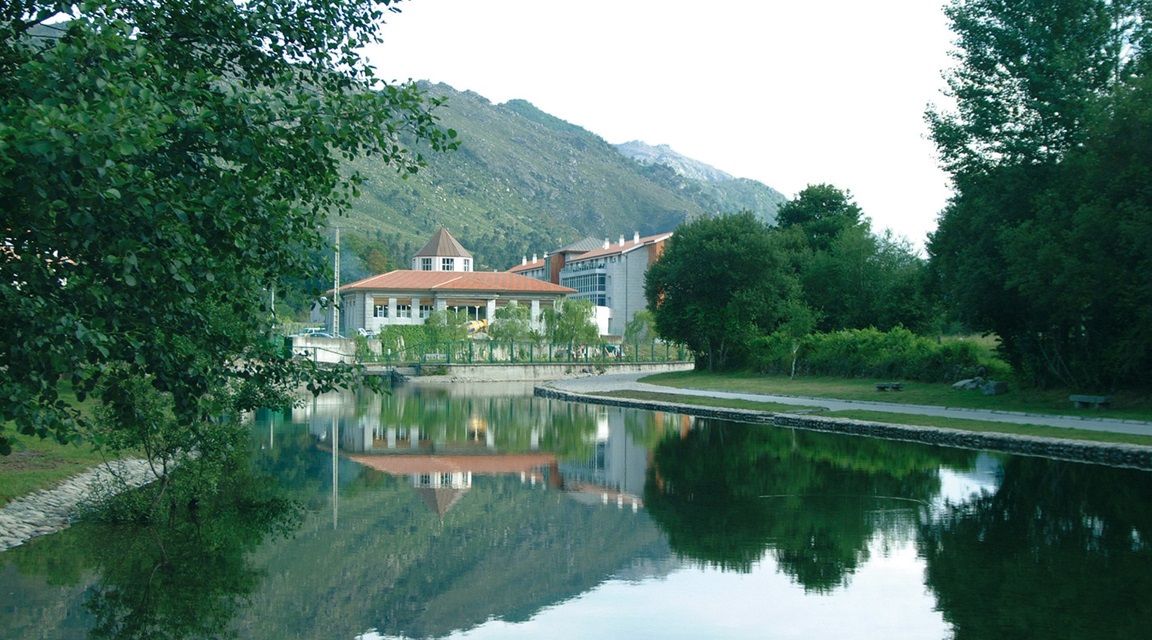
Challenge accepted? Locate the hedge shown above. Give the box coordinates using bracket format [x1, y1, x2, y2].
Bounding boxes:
[749, 327, 1004, 383]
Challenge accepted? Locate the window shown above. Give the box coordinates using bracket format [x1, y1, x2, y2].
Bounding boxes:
[440, 472, 453, 487]
[420, 257, 432, 271]
[442, 257, 454, 271]
[374, 304, 389, 318]
[462, 258, 471, 271]
[397, 305, 411, 318]
[419, 305, 433, 319]
[561, 272, 608, 306]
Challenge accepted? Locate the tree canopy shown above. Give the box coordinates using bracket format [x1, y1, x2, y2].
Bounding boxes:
[645, 211, 794, 370]
[0, 0, 456, 453]
[927, 0, 1152, 389]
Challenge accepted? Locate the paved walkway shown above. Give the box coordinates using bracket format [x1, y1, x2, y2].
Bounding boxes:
[546, 373, 1152, 436]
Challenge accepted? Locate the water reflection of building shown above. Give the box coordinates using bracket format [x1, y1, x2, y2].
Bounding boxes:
[344, 452, 559, 516]
[559, 406, 678, 512]
[295, 385, 685, 516]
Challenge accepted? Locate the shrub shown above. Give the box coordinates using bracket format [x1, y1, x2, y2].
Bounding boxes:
[749, 327, 997, 382]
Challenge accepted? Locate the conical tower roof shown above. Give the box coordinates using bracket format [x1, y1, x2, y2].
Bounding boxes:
[414, 226, 472, 259]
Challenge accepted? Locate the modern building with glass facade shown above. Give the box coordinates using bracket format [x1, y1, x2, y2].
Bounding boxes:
[509, 232, 672, 337]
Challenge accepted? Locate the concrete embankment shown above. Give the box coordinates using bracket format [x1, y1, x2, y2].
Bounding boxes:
[535, 385, 1152, 471]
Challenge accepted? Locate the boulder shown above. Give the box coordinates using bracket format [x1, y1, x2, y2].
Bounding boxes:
[982, 380, 1009, 396]
[952, 377, 985, 391]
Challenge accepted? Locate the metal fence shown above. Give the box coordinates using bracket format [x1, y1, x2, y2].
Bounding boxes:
[370, 340, 690, 366]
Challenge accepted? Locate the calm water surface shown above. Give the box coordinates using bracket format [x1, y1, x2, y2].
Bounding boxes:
[2, 380, 1151, 639]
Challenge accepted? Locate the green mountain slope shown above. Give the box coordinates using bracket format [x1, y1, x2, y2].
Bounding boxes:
[338, 83, 784, 274]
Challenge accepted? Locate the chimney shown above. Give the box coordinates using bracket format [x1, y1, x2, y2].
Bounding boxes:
[618, 235, 625, 247]
[522, 256, 527, 266]
[633, 231, 640, 243]
[603, 238, 610, 249]
[532, 253, 538, 263]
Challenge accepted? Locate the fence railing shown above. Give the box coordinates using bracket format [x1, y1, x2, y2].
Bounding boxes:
[368, 340, 690, 366]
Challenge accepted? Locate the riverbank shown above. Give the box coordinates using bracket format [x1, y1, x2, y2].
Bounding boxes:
[0, 459, 154, 552]
[538, 373, 1152, 470]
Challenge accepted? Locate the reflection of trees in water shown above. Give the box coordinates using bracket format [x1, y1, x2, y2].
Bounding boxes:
[920, 458, 1152, 640]
[7, 449, 302, 640]
[644, 420, 971, 592]
[372, 388, 600, 459]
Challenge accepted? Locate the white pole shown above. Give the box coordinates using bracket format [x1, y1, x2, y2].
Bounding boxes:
[333, 227, 341, 336]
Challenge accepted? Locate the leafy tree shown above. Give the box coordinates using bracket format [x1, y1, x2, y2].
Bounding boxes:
[488, 301, 534, 342]
[776, 185, 932, 334]
[776, 183, 866, 252]
[0, 1, 456, 454]
[421, 310, 467, 344]
[623, 308, 657, 344]
[927, 0, 1149, 176]
[645, 211, 795, 370]
[541, 298, 599, 344]
[927, 0, 1152, 388]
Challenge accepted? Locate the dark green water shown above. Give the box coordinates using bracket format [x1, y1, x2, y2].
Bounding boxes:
[2, 380, 1151, 639]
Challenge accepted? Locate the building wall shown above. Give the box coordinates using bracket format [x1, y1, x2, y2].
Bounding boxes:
[607, 248, 651, 336]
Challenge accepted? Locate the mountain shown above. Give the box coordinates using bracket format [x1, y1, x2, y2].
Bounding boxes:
[338, 83, 786, 277]
[614, 141, 735, 182]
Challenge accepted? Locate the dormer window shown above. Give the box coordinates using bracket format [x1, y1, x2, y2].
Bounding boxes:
[420, 257, 432, 271]
[442, 257, 453, 271]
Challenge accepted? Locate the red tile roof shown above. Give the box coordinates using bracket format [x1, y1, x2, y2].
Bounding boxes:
[340, 270, 576, 295]
[507, 257, 547, 274]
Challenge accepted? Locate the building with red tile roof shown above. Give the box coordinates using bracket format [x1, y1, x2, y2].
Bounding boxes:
[324, 228, 575, 335]
[508, 231, 672, 336]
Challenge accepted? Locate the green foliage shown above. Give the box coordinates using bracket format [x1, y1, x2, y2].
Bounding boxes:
[0, 0, 454, 452]
[344, 85, 785, 271]
[422, 309, 468, 343]
[489, 301, 534, 342]
[928, 0, 1143, 176]
[374, 324, 430, 354]
[778, 185, 934, 333]
[776, 183, 866, 252]
[928, 0, 1152, 389]
[541, 298, 598, 344]
[645, 211, 795, 370]
[623, 309, 657, 344]
[76, 453, 302, 638]
[644, 420, 961, 587]
[749, 326, 997, 382]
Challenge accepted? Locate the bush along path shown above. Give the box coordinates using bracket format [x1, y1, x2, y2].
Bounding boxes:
[0, 459, 153, 551]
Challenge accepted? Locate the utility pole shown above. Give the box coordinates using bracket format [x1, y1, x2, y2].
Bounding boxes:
[333, 226, 341, 336]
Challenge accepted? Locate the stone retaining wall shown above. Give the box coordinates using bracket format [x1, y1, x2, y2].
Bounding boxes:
[535, 387, 1152, 470]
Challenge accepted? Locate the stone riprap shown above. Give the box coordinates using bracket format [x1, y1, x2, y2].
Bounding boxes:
[0, 459, 154, 551]
[535, 386, 1152, 470]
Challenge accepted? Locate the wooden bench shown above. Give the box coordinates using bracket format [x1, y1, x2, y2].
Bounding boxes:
[875, 382, 904, 391]
[1070, 394, 1112, 409]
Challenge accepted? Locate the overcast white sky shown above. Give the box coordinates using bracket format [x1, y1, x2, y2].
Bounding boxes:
[365, 0, 957, 249]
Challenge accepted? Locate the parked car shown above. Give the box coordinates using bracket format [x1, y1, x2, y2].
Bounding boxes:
[290, 328, 333, 339]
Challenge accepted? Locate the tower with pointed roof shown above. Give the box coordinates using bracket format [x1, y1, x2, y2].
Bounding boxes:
[412, 226, 473, 272]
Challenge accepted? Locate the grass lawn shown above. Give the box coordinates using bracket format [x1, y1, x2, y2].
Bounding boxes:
[0, 436, 111, 505]
[640, 370, 1152, 422]
[0, 384, 115, 505]
[592, 389, 1152, 447]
